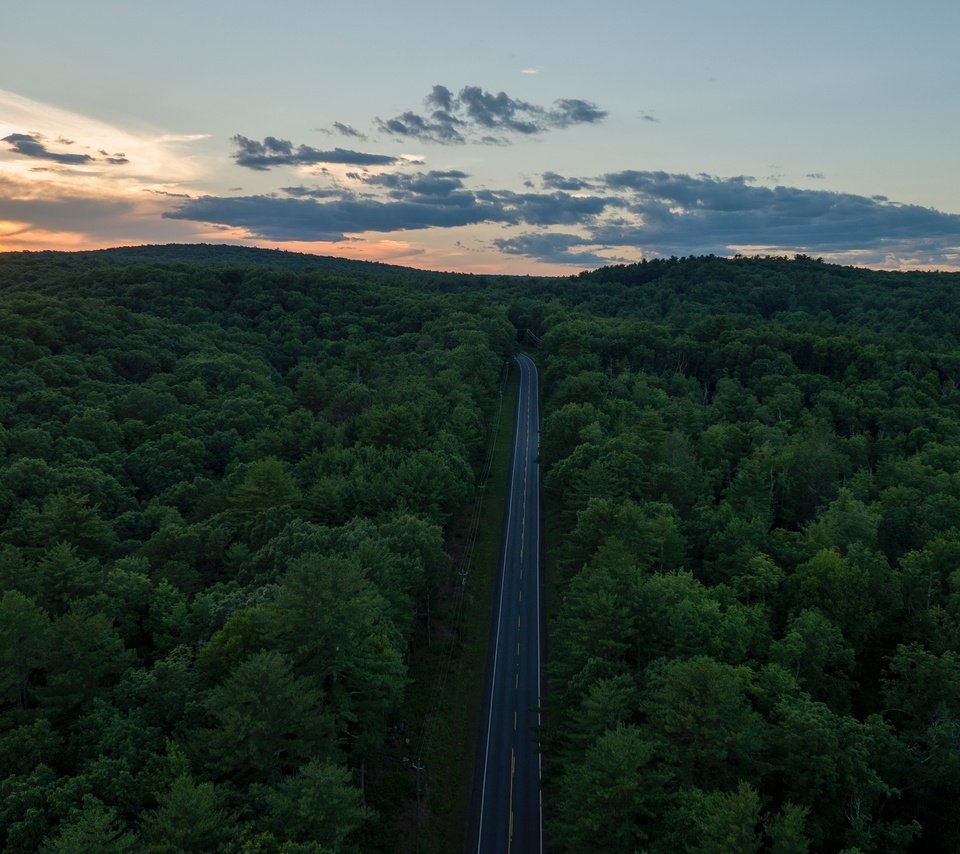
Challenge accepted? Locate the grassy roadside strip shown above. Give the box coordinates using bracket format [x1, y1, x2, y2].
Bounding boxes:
[420, 360, 519, 851]
[376, 360, 520, 852]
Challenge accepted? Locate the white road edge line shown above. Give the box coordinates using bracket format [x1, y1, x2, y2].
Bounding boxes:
[530, 355, 545, 854]
[477, 354, 525, 853]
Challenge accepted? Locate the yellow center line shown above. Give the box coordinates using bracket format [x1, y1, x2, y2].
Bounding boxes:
[508, 748, 516, 851]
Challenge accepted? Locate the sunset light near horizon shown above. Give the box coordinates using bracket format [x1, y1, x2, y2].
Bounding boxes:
[2, 0, 958, 273]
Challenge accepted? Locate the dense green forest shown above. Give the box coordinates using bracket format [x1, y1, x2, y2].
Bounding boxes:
[0, 248, 513, 852]
[4, 246, 960, 852]
[523, 256, 960, 852]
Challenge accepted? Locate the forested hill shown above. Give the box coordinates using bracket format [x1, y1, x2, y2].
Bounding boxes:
[529, 254, 960, 340]
[4, 245, 960, 852]
[8, 243, 434, 277]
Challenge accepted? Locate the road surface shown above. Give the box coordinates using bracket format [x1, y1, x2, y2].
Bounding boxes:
[468, 352, 543, 853]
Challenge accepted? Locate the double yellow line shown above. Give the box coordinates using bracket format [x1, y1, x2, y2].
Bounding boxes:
[508, 748, 516, 851]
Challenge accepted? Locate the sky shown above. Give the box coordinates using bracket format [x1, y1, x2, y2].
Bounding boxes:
[1, 0, 958, 274]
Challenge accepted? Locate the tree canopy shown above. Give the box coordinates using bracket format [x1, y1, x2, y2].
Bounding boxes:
[0, 246, 513, 851]
[4, 246, 960, 851]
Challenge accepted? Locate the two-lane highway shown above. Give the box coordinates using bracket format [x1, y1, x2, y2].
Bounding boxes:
[469, 352, 543, 853]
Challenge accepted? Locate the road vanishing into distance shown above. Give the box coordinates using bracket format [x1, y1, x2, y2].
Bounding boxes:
[469, 352, 543, 854]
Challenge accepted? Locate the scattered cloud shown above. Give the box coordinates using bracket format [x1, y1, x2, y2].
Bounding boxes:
[332, 121, 366, 140]
[521, 67, 540, 75]
[480, 188, 617, 226]
[3, 132, 95, 165]
[230, 135, 400, 170]
[550, 99, 607, 128]
[98, 149, 130, 165]
[541, 171, 595, 191]
[0, 89, 209, 189]
[161, 164, 960, 270]
[457, 86, 541, 135]
[505, 170, 960, 266]
[281, 185, 348, 200]
[0, 89, 214, 251]
[2, 87, 957, 273]
[494, 231, 620, 267]
[147, 188, 192, 198]
[377, 84, 607, 144]
[597, 170, 960, 254]
[640, 112, 660, 123]
[357, 169, 470, 200]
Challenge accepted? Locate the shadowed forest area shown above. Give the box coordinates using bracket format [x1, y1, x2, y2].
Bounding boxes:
[526, 256, 960, 853]
[3, 247, 960, 852]
[0, 248, 514, 852]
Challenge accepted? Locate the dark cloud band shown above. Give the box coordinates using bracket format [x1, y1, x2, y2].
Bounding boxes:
[495, 232, 615, 267]
[164, 165, 960, 269]
[231, 134, 399, 170]
[4, 132, 95, 165]
[597, 170, 960, 253]
[163, 175, 617, 241]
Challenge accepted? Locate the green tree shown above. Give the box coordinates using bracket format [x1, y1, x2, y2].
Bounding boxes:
[770, 610, 855, 712]
[766, 803, 810, 854]
[39, 798, 137, 854]
[665, 782, 762, 854]
[231, 458, 301, 515]
[643, 656, 766, 790]
[36, 604, 133, 724]
[259, 760, 366, 848]
[561, 674, 639, 762]
[553, 725, 670, 852]
[139, 775, 234, 854]
[274, 556, 406, 759]
[32, 493, 116, 560]
[0, 590, 49, 712]
[198, 650, 334, 785]
[787, 549, 876, 647]
[34, 543, 101, 615]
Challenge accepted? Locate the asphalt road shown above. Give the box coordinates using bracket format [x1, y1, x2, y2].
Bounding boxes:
[468, 352, 543, 854]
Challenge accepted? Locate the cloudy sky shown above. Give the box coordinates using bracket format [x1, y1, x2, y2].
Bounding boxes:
[2, 0, 958, 273]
